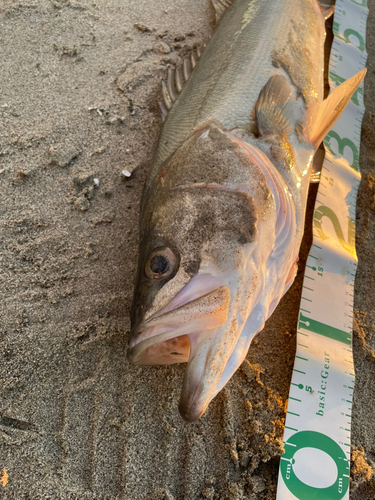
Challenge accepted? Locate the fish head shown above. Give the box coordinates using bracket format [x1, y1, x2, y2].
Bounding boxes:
[129, 122, 297, 421]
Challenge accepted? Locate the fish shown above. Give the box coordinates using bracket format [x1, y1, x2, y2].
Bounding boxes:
[127, 0, 366, 422]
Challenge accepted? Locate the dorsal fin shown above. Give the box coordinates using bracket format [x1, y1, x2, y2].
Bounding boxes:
[255, 75, 296, 138]
[211, 0, 235, 23]
[159, 45, 205, 122]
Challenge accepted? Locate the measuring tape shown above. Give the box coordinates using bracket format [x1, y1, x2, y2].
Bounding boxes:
[276, 1, 368, 499]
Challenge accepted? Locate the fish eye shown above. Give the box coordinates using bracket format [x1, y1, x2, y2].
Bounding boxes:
[145, 247, 177, 280]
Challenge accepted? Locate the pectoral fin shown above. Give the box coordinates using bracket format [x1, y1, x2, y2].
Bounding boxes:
[255, 75, 296, 138]
[309, 69, 366, 149]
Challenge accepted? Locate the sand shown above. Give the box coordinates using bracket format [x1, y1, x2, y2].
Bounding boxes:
[0, 0, 374, 498]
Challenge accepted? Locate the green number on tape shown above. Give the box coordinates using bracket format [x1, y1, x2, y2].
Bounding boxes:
[280, 431, 349, 499]
[324, 131, 359, 171]
[329, 71, 363, 105]
[314, 205, 356, 256]
[333, 23, 365, 52]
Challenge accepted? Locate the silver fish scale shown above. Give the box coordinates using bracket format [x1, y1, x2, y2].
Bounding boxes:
[149, 0, 324, 188]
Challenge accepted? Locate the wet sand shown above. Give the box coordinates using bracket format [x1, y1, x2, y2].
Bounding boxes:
[0, 0, 374, 498]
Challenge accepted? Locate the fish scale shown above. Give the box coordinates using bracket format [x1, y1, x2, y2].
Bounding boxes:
[276, 0, 368, 498]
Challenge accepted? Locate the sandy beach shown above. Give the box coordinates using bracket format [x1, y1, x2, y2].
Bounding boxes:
[0, 0, 374, 498]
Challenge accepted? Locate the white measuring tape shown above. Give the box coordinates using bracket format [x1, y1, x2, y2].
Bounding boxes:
[276, 1, 368, 499]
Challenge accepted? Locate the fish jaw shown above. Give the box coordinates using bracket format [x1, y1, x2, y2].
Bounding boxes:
[128, 282, 231, 365]
[178, 305, 247, 422]
[176, 252, 265, 422]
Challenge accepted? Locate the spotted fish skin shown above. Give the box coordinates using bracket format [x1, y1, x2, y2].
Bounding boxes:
[128, 0, 365, 421]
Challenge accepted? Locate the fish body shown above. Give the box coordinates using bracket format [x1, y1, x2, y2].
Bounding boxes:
[128, 0, 365, 421]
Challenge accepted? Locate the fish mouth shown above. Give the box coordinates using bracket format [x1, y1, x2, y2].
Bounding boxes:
[127, 283, 230, 366]
[128, 274, 237, 421]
